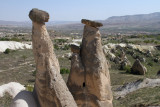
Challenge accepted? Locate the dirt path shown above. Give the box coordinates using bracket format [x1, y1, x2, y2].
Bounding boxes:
[0, 61, 33, 73]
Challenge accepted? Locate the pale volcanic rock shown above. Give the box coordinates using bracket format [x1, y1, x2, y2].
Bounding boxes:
[103, 43, 156, 52]
[67, 19, 113, 107]
[0, 82, 25, 98]
[0, 41, 32, 53]
[115, 78, 160, 98]
[103, 49, 116, 61]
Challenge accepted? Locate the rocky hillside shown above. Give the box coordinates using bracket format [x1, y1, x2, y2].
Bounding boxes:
[101, 12, 160, 33]
[105, 12, 160, 24]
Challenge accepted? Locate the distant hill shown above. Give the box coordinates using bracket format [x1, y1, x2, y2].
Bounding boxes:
[101, 12, 160, 34]
[0, 12, 160, 34]
[105, 12, 160, 24]
[53, 12, 160, 34]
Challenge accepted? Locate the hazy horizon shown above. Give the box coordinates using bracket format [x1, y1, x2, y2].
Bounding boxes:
[1, 0, 160, 22]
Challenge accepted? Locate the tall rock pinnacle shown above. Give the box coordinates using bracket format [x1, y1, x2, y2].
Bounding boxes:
[29, 8, 77, 107]
[67, 19, 113, 107]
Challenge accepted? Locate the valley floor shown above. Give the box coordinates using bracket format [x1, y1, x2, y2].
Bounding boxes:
[0, 44, 160, 107]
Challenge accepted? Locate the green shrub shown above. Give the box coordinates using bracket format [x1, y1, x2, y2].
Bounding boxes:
[0, 37, 21, 42]
[143, 40, 150, 44]
[124, 65, 132, 73]
[25, 85, 34, 92]
[54, 44, 59, 50]
[21, 55, 27, 62]
[123, 39, 129, 44]
[157, 35, 160, 40]
[0, 37, 10, 41]
[10, 37, 21, 42]
[60, 68, 70, 74]
[147, 62, 153, 67]
[63, 45, 70, 50]
[4, 48, 11, 54]
[32, 70, 36, 76]
[115, 51, 121, 57]
[155, 53, 160, 57]
[54, 39, 68, 44]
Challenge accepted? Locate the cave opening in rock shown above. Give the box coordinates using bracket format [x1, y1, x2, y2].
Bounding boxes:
[83, 82, 85, 87]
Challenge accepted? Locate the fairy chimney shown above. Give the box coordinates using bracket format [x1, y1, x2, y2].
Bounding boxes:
[29, 8, 77, 107]
[67, 19, 113, 107]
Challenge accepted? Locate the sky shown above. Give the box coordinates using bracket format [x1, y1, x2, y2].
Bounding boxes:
[0, 0, 160, 22]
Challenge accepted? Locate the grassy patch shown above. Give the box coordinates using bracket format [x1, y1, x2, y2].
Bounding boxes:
[0, 49, 35, 85]
[113, 87, 160, 107]
[0, 39, 160, 107]
[0, 93, 12, 107]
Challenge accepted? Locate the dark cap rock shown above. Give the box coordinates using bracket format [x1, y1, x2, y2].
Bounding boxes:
[29, 8, 49, 23]
[71, 44, 80, 54]
[81, 19, 103, 28]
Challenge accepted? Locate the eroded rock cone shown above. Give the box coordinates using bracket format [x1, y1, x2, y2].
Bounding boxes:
[131, 59, 147, 75]
[29, 8, 77, 107]
[67, 19, 113, 107]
